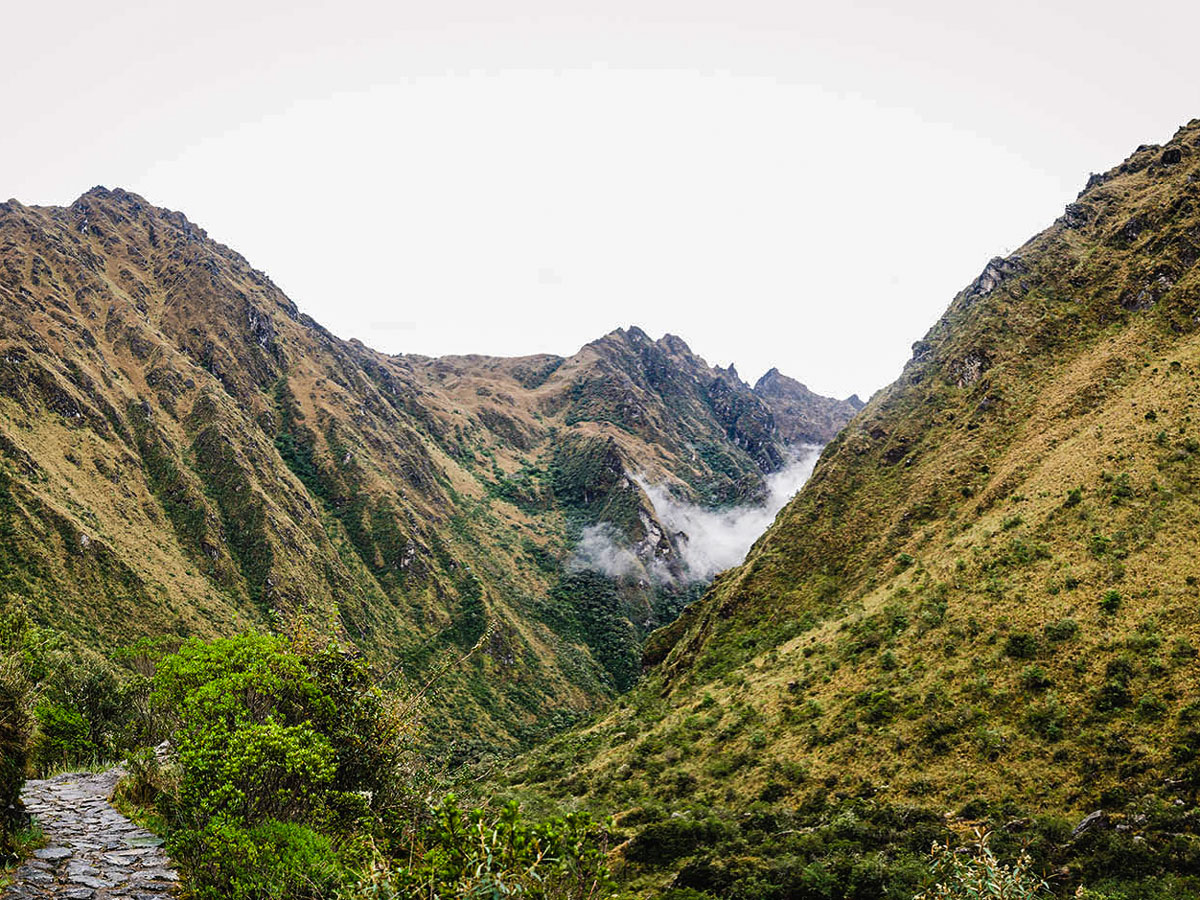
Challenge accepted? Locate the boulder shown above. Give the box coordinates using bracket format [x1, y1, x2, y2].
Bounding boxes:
[1071, 809, 1108, 838]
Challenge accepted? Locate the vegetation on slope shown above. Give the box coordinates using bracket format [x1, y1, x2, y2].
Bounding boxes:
[504, 121, 1200, 898]
[0, 189, 838, 750]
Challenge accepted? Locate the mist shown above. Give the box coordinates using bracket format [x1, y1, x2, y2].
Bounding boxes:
[568, 523, 648, 580]
[641, 446, 821, 581]
[569, 447, 822, 583]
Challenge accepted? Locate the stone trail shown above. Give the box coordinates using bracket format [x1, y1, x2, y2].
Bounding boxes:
[2, 769, 179, 899]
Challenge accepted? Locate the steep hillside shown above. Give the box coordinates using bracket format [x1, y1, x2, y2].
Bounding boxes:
[509, 121, 1200, 897]
[0, 189, 843, 752]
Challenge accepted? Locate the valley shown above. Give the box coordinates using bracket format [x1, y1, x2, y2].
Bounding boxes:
[0, 186, 851, 756]
[3, 119, 1200, 900]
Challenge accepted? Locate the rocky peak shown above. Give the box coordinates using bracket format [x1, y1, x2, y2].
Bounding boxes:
[752, 367, 862, 445]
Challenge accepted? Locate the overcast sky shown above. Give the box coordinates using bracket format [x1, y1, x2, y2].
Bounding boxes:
[3, 1, 1197, 399]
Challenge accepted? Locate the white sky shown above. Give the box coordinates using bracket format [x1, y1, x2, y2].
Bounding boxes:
[3, 1, 1198, 399]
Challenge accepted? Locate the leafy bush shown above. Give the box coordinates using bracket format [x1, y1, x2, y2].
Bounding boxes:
[1043, 619, 1079, 642]
[151, 631, 413, 898]
[0, 653, 32, 858]
[113, 746, 168, 810]
[146, 630, 617, 899]
[545, 572, 640, 691]
[1019, 666, 1052, 692]
[174, 818, 343, 900]
[916, 829, 1049, 899]
[625, 814, 730, 865]
[1024, 697, 1066, 743]
[31, 702, 96, 772]
[370, 796, 614, 900]
[0, 607, 148, 774]
[1099, 591, 1122, 615]
[1004, 633, 1040, 660]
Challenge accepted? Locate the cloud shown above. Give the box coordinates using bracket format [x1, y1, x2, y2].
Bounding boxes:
[567, 447, 822, 584]
[567, 523, 645, 580]
[638, 447, 821, 581]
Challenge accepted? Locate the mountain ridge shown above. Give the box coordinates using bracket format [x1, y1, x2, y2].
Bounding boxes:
[504, 118, 1200, 898]
[0, 186, 855, 752]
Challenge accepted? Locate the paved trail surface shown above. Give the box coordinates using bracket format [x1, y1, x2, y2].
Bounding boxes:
[2, 770, 179, 899]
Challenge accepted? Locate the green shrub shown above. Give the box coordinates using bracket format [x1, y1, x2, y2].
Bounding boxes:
[113, 746, 167, 810]
[175, 818, 342, 900]
[0, 654, 32, 857]
[32, 702, 96, 772]
[0, 609, 146, 775]
[916, 829, 1049, 899]
[1044, 618, 1080, 642]
[1024, 697, 1066, 743]
[626, 814, 727, 865]
[1136, 694, 1168, 721]
[1004, 633, 1039, 660]
[373, 796, 614, 900]
[1019, 666, 1052, 692]
[201, 720, 336, 826]
[153, 631, 412, 896]
[1100, 590, 1122, 615]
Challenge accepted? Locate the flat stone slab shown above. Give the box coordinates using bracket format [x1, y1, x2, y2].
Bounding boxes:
[2, 770, 180, 898]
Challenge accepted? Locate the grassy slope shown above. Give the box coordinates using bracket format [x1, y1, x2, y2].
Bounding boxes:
[0, 190, 838, 750]
[505, 120, 1200, 883]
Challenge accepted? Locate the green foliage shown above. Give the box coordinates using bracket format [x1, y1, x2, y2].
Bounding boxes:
[272, 379, 321, 493]
[113, 746, 165, 809]
[622, 799, 943, 899]
[191, 425, 274, 611]
[145, 632, 617, 899]
[916, 830, 1049, 900]
[128, 402, 212, 562]
[151, 631, 412, 898]
[360, 796, 614, 900]
[1019, 666, 1051, 692]
[31, 703, 95, 772]
[1095, 657, 1136, 712]
[0, 607, 146, 777]
[486, 468, 548, 514]
[549, 436, 641, 534]
[1023, 696, 1066, 742]
[1004, 633, 1040, 660]
[625, 814, 730, 866]
[544, 572, 640, 692]
[173, 818, 343, 900]
[0, 653, 32, 859]
[1043, 619, 1080, 642]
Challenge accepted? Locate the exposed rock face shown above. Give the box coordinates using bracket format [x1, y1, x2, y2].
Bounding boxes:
[966, 254, 1027, 300]
[751, 368, 862, 445]
[953, 350, 989, 387]
[1060, 202, 1092, 228]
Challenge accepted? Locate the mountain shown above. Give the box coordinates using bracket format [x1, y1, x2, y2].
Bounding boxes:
[507, 122, 1200, 896]
[0, 188, 847, 752]
[752, 367, 863, 445]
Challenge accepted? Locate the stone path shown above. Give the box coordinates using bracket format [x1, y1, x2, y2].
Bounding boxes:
[2, 769, 179, 899]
